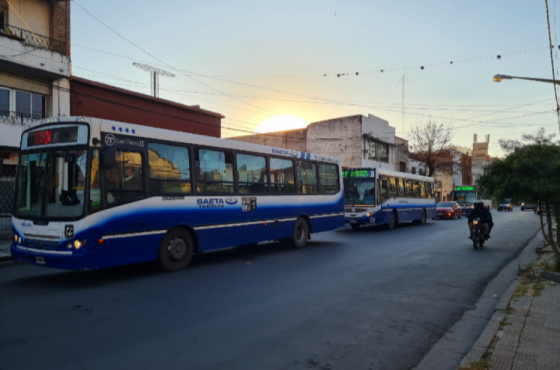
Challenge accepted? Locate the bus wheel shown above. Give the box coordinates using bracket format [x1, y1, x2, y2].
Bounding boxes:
[350, 223, 360, 230]
[158, 229, 194, 272]
[387, 211, 397, 230]
[289, 218, 309, 249]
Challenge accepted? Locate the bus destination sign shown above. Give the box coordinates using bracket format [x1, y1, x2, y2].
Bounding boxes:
[455, 186, 474, 191]
[342, 169, 371, 178]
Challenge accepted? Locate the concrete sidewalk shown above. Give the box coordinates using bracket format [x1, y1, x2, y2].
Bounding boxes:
[458, 244, 560, 370]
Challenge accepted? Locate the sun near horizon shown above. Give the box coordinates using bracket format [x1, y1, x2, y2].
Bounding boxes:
[254, 115, 309, 133]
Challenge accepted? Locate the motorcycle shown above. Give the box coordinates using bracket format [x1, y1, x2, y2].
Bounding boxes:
[472, 218, 485, 250]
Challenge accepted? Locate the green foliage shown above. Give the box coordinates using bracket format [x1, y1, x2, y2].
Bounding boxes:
[478, 143, 560, 206]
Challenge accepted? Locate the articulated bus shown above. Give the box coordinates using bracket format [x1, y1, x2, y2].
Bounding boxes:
[9, 117, 344, 271]
[343, 168, 436, 230]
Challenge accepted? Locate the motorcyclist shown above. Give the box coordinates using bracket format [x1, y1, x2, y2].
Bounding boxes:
[468, 200, 493, 240]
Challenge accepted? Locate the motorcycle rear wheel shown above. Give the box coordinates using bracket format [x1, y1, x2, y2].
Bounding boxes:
[473, 234, 479, 250]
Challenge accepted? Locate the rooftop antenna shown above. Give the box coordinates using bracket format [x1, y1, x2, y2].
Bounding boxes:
[395, 63, 413, 134]
[132, 62, 175, 98]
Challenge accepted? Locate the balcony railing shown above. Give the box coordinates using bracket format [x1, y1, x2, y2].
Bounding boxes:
[0, 110, 43, 126]
[0, 22, 66, 55]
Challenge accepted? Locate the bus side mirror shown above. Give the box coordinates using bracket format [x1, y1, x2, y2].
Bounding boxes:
[102, 146, 116, 170]
[0, 158, 3, 177]
[381, 179, 387, 189]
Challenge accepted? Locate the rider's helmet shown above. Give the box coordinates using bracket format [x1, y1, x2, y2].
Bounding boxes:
[474, 200, 484, 209]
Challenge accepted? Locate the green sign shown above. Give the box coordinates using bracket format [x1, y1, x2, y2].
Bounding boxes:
[455, 186, 475, 191]
[343, 169, 371, 178]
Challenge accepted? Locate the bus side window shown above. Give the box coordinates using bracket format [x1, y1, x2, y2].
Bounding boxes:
[412, 180, 420, 198]
[89, 149, 101, 212]
[195, 149, 235, 194]
[148, 143, 192, 195]
[405, 179, 413, 197]
[379, 175, 389, 203]
[388, 177, 397, 198]
[396, 178, 405, 197]
[105, 150, 146, 207]
[319, 163, 339, 194]
[237, 153, 268, 194]
[297, 161, 318, 194]
[420, 182, 427, 198]
[426, 182, 433, 198]
[270, 158, 296, 194]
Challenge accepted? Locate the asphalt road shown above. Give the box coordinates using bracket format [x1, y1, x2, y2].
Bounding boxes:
[0, 208, 542, 370]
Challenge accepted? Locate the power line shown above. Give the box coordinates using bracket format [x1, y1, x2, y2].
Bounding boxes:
[73, 1, 306, 128]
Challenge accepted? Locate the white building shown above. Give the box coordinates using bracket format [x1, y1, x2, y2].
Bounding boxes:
[232, 114, 400, 171]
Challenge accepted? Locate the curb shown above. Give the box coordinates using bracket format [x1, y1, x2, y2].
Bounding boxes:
[457, 232, 546, 368]
[457, 278, 519, 367]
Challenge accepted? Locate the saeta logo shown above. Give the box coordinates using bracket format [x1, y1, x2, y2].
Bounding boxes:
[197, 198, 237, 208]
[225, 197, 238, 205]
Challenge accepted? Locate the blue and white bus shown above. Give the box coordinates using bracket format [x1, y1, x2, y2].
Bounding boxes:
[9, 117, 344, 271]
[343, 168, 436, 230]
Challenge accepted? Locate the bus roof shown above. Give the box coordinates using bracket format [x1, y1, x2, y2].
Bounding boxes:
[27, 116, 341, 164]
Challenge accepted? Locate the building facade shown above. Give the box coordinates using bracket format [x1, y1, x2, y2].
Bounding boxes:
[70, 77, 224, 138]
[230, 114, 399, 170]
[0, 0, 71, 228]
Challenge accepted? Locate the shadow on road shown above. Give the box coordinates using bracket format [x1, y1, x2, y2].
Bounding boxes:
[2, 239, 341, 289]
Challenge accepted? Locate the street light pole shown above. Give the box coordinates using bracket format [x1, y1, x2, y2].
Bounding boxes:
[493, 74, 560, 132]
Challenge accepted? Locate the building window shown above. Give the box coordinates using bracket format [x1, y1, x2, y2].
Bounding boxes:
[0, 87, 9, 120]
[411, 167, 416, 174]
[0, 87, 45, 122]
[399, 161, 406, 172]
[367, 140, 389, 163]
[367, 141, 377, 160]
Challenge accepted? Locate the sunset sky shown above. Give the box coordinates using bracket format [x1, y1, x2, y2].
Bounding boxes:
[71, 0, 560, 157]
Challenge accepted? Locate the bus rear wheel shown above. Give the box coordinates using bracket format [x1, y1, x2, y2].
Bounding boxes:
[387, 211, 397, 230]
[287, 218, 309, 249]
[158, 229, 194, 272]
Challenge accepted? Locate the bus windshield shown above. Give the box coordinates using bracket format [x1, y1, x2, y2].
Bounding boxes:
[454, 191, 476, 204]
[344, 178, 376, 206]
[14, 149, 87, 219]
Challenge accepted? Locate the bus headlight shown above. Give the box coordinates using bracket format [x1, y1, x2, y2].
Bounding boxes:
[74, 240, 82, 249]
[366, 213, 371, 217]
[18, 237, 21, 244]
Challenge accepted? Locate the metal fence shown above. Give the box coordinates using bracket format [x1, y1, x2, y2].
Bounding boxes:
[0, 165, 16, 231]
[0, 22, 66, 55]
[1, 110, 43, 126]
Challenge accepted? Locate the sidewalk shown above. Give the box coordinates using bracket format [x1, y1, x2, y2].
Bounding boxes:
[459, 243, 560, 370]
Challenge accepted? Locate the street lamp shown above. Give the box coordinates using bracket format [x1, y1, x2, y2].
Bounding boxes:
[493, 74, 560, 85]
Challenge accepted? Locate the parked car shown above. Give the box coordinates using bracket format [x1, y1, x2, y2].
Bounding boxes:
[435, 202, 462, 219]
[521, 202, 535, 211]
[498, 200, 512, 212]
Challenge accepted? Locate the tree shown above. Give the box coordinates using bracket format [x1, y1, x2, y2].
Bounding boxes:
[400, 119, 456, 177]
[478, 129, 560, 256]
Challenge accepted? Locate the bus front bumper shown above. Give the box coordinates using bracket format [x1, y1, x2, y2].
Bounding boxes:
[10, 243, 100, 270]
[345, 214, 375, 225]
